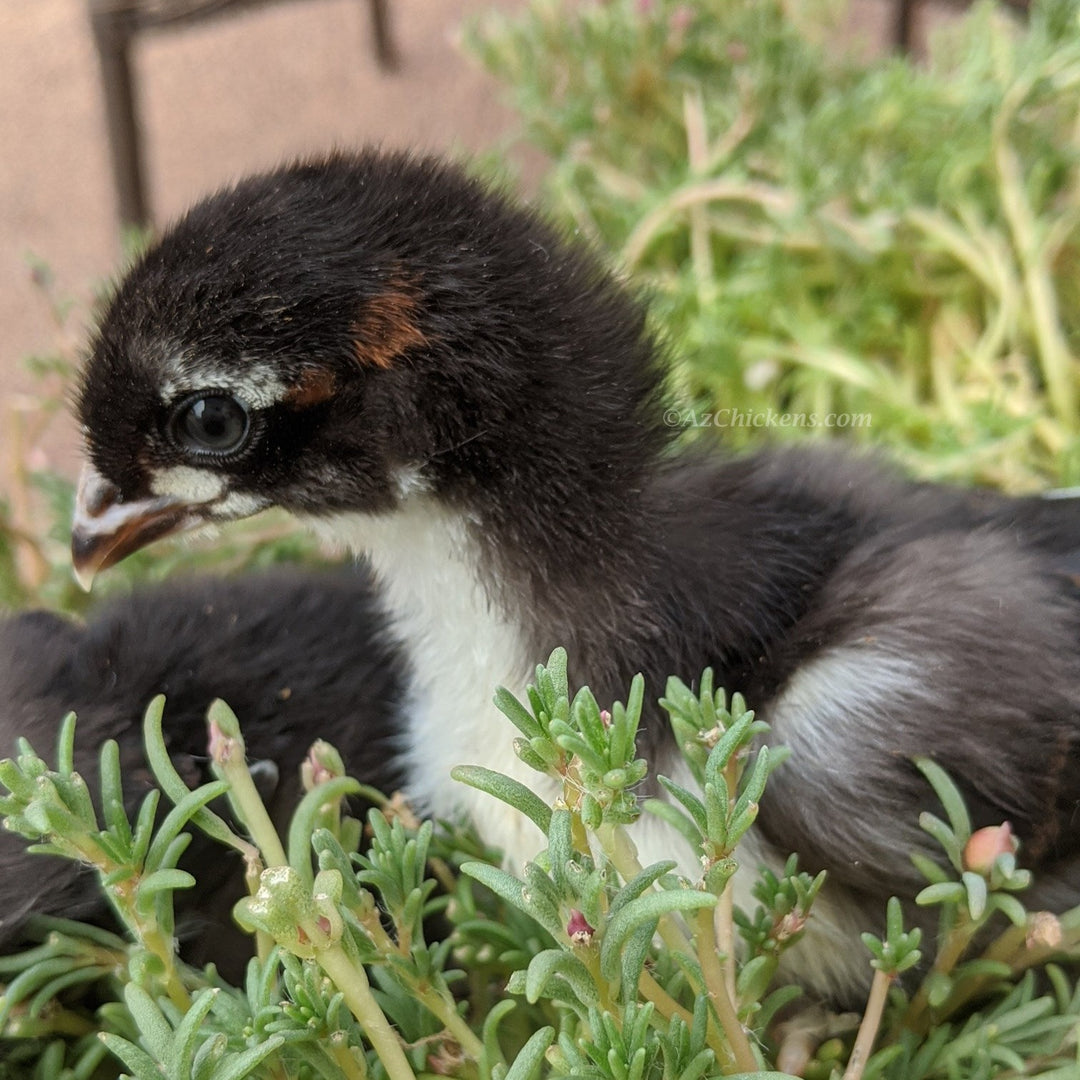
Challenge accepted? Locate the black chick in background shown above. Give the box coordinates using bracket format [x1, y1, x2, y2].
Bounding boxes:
[42, 148, 1080, 1004]
[0, 567, 403, 978]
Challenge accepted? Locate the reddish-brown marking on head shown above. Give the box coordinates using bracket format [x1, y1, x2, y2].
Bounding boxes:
[350, 277, 428, 370]
[284, 366, 338, 408]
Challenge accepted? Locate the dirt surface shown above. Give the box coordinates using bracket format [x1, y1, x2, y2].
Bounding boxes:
[0, 0, 913, 487]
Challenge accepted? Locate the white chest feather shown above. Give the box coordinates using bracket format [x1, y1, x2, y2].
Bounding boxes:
[309, 500, 558, 864]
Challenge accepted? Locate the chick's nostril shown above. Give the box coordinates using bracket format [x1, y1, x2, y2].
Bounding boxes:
[76, 463, 122, 517]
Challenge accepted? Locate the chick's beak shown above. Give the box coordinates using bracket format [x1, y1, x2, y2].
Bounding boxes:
[71, 462, 205, 591]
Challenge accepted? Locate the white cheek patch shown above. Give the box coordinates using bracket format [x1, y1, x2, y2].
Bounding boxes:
[150, 466, 226, 502]
[212, 491, 269, 519]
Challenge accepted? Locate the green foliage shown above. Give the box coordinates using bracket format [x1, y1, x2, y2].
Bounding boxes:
[468, 0, 1080, 492]
[862, 898, 923, 977]
[1, 653, 1077, 1079]
[99, 985, 284, 1080]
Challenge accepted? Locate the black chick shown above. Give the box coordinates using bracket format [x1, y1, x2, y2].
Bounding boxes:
[69, 150, 1080, 1003]
[0, 567, 403, 978]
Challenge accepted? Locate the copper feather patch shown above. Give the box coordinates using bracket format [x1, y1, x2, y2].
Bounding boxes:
[350, 278, 427, 370]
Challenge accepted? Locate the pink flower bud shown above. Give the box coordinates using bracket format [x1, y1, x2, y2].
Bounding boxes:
[566, 909, 596, 945]
[774, 911, 806, 943]
[301, 740, 344, 791]
[963, 822, 1018, 874]
[600, 709, 612, 728]
[208, 719, 232, 764]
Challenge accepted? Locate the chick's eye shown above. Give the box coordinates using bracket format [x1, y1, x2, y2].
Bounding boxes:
[171, 394, 250, 456]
